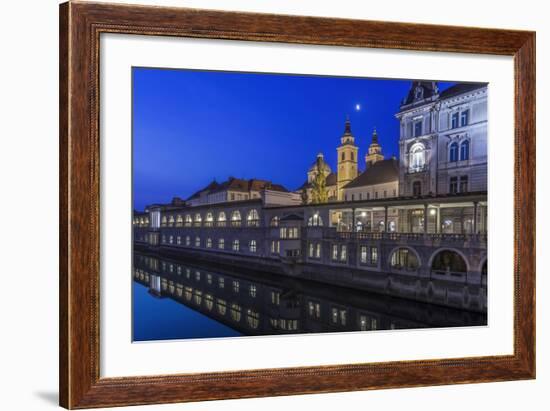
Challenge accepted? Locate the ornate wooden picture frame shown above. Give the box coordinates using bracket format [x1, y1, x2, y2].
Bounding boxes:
[59, 1, 535, 408]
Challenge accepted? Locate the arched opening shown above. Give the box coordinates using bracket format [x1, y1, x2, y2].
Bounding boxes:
[205, 212, 214, 227]
[431, 249, 468, 276]
[449, 142, 459, 162]
[390, 248, 420, 272]
[270, 216, 280, 227]
[184, 214, 192, 227]
[217, 211, 227, 227]
[194, 213, 202, 227]
[308, 213, 323, 226]
[412, 181, 422, 197]
[409, 143, 426, 172]
[247, 209, 259, 227]
[460, 140, 470, 161]
[231, 210, 242, 227]
[176, 215, 183, 227]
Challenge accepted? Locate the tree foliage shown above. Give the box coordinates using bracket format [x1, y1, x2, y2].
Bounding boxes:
[311, 162, 328, 204]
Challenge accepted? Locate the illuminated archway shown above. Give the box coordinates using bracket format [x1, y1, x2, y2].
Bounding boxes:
[389, 247, 420, 272]
[430, 249, 468, 275]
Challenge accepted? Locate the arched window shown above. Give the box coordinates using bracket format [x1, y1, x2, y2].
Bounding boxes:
[205, 212, 214, 227]
[176, 215, 183, 227]
[412, 181, 422, 197]
[231, 210, 242, 227]
[161, 216, 167, 227]
[217, 211, 227, 227]
[460, 140, 470, 161]
[431, 250, 467, 275]
[315, 214, 323, 226]
[308, 213, 323, 226]
[341, 152, 345, 161]
[409, 143, 426, 172]
[270, 216, 279, 227]
[168, 215, 175, 226]
[247, 209, 259, 227]
[351, 152, 355, 161]
[194, 213, 202, 227]
[390, 248, 420, 271]
[184, 214, 192, 227]
[449, 142, 459, 162]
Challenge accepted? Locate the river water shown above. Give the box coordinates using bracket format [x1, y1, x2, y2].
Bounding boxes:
[133, 251, 486, 342]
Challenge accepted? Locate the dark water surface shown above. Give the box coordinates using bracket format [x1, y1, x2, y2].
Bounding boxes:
[133, 251, 486, 342]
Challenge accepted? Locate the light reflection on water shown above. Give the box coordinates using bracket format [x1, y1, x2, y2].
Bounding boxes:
[133, 251, 487, 342]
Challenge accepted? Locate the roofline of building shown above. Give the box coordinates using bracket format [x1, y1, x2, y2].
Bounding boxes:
[396, 83, 488, 115]
[144, 198, 264, 213]
[263, 191, 487, 211]
[140, 191, 487, 214]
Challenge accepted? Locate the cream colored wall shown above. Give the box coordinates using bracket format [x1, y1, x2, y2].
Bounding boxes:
[336, 145, 358, 200]
[343, 181, 398, 201]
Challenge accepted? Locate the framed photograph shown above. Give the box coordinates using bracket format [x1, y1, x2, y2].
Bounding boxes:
[59, 1, 535, 408]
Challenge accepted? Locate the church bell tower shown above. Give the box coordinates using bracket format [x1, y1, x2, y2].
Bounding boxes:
[336, 117, 359, 200]
[365, 127, 384, 167]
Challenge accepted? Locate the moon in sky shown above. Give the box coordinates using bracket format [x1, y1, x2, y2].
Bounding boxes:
[355, 103, 361, 111]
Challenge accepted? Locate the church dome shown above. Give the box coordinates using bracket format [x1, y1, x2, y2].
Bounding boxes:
[308, 152, 332, 175]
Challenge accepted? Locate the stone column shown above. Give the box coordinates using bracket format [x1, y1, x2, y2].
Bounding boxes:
[370, 210, 374, 232]
[473, 201, 479, 235]
[384, 206, 388, 233]
[423, 203, 429, 234]
[436, 206, 441, 233]
[352, 208, 356, 232]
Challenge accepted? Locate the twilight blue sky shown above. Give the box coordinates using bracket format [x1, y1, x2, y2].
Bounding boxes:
[133, 67, 455, 211]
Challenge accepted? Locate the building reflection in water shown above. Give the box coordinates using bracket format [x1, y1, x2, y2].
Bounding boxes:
[133, 251, 486, 341]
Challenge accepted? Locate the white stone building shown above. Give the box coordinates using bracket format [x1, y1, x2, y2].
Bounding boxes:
[396, 81, 488, 197]
[186, 177, 300, 207]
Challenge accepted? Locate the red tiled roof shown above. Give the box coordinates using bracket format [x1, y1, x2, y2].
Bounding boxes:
[187, 177, 289, 200]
